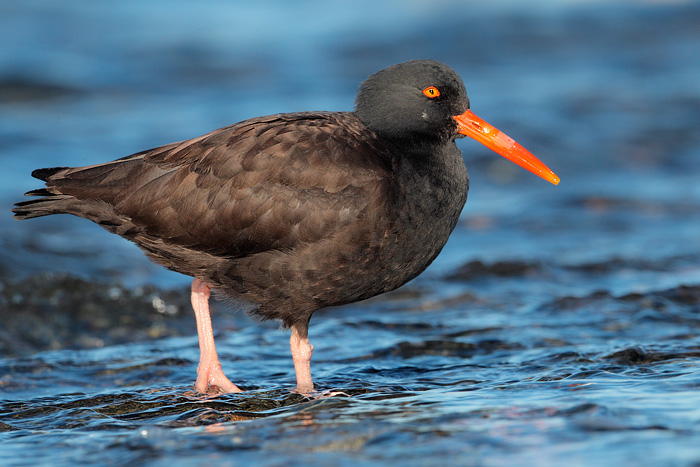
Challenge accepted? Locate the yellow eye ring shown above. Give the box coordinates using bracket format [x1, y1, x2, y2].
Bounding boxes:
[422, 86, 440, 98]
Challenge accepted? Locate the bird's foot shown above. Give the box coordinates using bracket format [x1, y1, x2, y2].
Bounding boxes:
[195, 362, 243, 394]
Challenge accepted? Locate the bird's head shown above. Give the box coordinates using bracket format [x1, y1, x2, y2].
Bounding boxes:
[355, 59, 559, 185]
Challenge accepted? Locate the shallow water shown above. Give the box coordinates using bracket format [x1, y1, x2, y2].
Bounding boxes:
[2, 1, 700, 465]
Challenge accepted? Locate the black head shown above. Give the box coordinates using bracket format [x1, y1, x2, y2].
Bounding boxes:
[354, 60, 470, 143]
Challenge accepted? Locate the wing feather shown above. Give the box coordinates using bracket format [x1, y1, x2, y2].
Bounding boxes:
[36, 112, 392, 259]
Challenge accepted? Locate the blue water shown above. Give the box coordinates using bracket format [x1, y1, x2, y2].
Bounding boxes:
[2, 1, 700, 465]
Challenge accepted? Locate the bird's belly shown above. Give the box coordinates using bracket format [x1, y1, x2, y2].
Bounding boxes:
[215, 202, 457, 322]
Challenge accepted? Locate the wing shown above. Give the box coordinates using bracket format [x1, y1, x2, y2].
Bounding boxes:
[26, 112, 393, 258]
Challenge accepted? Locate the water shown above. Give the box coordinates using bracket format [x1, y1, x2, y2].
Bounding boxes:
[2, 1, 700, 465]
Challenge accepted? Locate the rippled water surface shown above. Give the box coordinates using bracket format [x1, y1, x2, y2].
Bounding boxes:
[2, 1, 700, 465]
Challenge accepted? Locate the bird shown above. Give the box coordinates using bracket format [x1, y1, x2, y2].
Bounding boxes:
[12, 59, 559, 395]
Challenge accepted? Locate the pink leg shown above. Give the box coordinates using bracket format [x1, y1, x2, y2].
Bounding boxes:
[290, 323, 315, 394]
[191, 278, 242, 394]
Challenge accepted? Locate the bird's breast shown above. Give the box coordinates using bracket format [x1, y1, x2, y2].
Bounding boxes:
[369, 144, 469, 292]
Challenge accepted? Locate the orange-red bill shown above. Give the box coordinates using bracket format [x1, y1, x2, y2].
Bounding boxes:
[453, 110, 560, 185]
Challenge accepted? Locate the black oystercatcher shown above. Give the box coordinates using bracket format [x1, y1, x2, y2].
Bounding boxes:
[13, 60, 559, 394]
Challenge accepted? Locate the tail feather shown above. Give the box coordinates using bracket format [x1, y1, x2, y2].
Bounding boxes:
[13, 167, 73, 220]
[12, 194, 75, 220]
[31, 167, 69, 181]
[23, 188, 53, 197]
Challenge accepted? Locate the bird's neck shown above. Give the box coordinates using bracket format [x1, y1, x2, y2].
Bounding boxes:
[391, 139, 469, 223]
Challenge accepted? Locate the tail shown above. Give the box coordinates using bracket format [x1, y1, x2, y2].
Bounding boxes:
[12, 167, 73, 220]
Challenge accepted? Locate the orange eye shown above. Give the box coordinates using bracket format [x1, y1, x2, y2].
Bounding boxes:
[422, 86, 440, 98]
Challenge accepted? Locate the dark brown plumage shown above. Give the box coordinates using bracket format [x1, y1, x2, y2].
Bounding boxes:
[13, 60, 558, 394]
